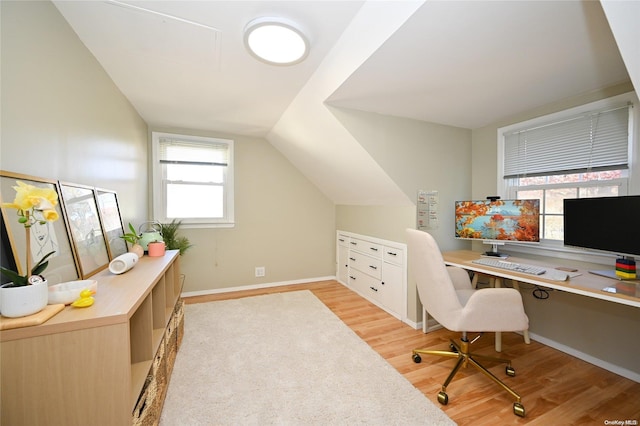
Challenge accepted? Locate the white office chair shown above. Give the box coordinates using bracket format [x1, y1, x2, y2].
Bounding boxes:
[406, 228, 529, 417]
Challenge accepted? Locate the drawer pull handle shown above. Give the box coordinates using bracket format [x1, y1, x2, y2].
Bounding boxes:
[370, 247, 378, 251]
[339, 238, 345, 242]
[387, 252, 397, 256]
[369, 286, 378, 292]
[350, 242, 357, 245]
[349, 257, 356, 261]
[349, 276, 356, 280]
[369, 265, 377, 270]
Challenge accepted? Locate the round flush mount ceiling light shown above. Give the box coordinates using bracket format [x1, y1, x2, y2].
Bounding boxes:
[244, 17, 309, 66]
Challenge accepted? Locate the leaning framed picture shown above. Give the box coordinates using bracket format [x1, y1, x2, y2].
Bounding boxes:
[0, 171, 80, 285]
[95, 188, 127, 259]
[59, 181, 110, 278]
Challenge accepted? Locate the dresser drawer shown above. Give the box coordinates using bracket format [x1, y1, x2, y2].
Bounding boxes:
[383, 246, 404, 266]
[348, 268, 381, 297]
[350, 251, 382, 280]
[350, 238, 383, 258]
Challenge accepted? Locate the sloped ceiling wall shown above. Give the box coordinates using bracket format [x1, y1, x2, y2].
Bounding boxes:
[267, 2, 422, 206]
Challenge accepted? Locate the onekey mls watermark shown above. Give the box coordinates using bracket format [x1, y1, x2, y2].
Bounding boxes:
[604, 420, 638, 425]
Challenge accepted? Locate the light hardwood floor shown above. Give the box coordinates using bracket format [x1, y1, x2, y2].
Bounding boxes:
[184, 280, 640, 425]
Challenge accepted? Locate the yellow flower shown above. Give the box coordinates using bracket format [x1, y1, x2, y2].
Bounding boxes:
[3, 181, 58, 212]
[41, 209, 59, 221]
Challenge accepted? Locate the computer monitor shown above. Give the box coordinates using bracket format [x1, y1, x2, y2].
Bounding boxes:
[563, 195, 640, 278]
[455, 199, 540, 257]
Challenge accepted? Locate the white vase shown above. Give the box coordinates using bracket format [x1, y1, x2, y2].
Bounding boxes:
[0, 280, 49, 318]
[109, 252, 139, 274]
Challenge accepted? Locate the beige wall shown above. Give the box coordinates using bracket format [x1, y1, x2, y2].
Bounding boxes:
[332, 108, 472, 322]
[152, 127, 336, 293]
[471, 81, 639, 377]
[1, 0, 148, 227]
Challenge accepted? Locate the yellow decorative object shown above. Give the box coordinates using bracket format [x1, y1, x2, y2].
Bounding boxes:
[71, 289, 95, 308]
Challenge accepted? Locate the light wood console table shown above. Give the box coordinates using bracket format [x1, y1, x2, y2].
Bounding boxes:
[0, 250, 184, 425]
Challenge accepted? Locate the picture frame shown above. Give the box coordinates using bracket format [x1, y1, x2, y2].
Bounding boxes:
[59, 181, 110, 278]
[95, 188, 128, 259]
[0, 171, 80, 285]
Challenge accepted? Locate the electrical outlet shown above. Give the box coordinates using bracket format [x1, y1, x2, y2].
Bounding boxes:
[255, 266, 265, 277]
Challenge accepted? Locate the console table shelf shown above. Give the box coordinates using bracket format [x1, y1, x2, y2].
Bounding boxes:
[1, 250, 184, 425]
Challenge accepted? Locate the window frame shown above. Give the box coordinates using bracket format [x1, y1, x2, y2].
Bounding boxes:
[496, 92, 638, 259]
[151, 131, 235, 228]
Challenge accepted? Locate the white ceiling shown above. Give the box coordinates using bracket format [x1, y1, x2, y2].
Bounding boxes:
[53, 0, 634, 205]
[53, 0, 366, 136]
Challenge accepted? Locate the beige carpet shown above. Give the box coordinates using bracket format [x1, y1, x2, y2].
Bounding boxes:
[160, 290, 455, 425]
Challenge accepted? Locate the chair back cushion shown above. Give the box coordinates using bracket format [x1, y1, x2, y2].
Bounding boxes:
[406, 228, 465, 330]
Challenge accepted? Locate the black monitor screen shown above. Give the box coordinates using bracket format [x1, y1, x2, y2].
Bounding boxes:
[563, 195, 640, 257]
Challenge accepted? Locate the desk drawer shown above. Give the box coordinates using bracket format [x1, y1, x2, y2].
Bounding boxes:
[350, 252, 382, 280]
[383, 246, 404, 266]
[350, 238, 383, 258]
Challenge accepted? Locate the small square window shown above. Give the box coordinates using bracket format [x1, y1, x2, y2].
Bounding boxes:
[152, 132, 234, 227]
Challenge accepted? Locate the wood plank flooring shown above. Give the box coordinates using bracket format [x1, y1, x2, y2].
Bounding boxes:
[184, 280, 640, 425]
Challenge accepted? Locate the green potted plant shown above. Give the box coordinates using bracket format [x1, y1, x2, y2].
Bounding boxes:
[121, 222, 144, 258]
[0, 180, 58, 317]
[160, 219, 193, 255]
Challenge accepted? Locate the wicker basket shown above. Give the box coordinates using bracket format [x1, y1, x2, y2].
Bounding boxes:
[153, 337, 167, 395]
[165, 315, 178, 376]
[174, 299, 185, 348]
[132, 373, 159, 426]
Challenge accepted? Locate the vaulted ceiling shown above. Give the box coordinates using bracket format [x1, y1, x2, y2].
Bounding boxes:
[53, 0, 636, 205]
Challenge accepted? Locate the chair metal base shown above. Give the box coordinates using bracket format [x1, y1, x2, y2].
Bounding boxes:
[412, 335, 525, 417]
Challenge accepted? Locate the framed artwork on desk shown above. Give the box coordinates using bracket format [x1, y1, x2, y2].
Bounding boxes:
[59, 182, 110, 278]
[0, 171, 79, 285]
[95, 188, 127, 259]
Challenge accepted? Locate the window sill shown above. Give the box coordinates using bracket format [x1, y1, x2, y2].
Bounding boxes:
[180, 222, 235, 229]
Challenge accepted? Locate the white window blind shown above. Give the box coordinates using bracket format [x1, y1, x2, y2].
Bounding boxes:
[158, 137, 229, 168]
[504, 104, 630, 179]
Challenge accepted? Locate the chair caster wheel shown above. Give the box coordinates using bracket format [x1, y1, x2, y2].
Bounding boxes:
[513, 402, 525, 417]
[437, 391, 449, 405]
[412, 354, 422, 363]
[449, 343, 458, 353]
[506, 366, 516, 377]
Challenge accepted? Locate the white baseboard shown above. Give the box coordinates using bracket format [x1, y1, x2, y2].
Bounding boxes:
[526, 331, 640, 383]
[181, 276, 336, 298]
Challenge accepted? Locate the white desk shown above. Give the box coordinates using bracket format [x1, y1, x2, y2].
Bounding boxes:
[430, 250, 640, 352]
[442, 250, 640, 308]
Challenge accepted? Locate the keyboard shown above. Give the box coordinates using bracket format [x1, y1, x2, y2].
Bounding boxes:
[472, 258, 546, 275]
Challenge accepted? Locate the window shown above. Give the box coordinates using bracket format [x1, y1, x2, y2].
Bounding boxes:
[498, 93, 636, 244]
[152, 132, 234, 227]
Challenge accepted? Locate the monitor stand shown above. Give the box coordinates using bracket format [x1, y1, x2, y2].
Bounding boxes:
[482, 242, 508, 259]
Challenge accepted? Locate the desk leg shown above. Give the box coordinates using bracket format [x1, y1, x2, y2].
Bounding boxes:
[494, 278, 503, 352]
[471, 273, 479, 289]
[423, 306, 427, 333]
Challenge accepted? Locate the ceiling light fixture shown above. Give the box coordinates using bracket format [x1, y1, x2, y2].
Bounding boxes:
[244, 17, 309, 66]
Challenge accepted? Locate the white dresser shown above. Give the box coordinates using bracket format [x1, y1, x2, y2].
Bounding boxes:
[336, 231, 407, 322]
